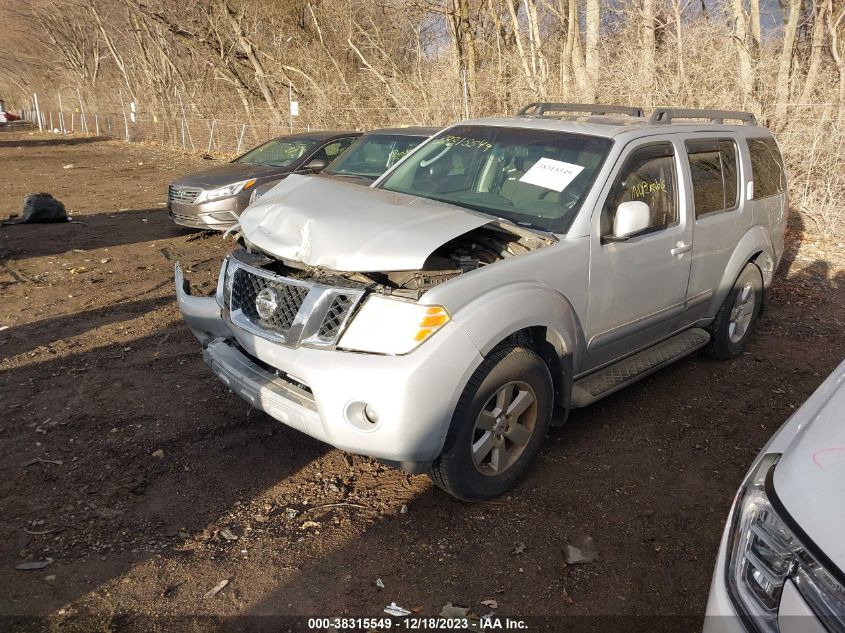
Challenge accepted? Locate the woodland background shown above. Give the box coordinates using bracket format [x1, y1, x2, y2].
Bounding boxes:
[1, 0, 844, 236]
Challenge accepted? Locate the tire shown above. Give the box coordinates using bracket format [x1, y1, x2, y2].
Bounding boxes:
[706, 263, 763, 360]
[429, 345, 553, 501]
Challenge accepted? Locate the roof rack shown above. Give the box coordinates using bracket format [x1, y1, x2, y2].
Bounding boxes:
[518, 103, 645, 118]
[650, 108, 758, 126]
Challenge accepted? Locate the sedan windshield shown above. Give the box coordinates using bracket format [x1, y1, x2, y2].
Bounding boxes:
[236, 137, 319, 167]
[325, 134, 428, 179]
[378, 125, 612, 233]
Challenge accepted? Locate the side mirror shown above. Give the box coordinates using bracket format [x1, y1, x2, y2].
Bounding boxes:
[303, 158, 327, 173]
[613, 200, 651, 239]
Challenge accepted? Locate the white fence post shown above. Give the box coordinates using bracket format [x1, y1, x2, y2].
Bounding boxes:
[58, 93, 66, 134]
[207, 118, 216, 154]
[236, 123, 246, 155]
[33, 93, 43, 132]
[121, 100, 130, 141]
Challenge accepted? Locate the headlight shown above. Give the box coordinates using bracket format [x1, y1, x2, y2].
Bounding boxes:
[726, 453, 845, 632]
[215, 257, 235, 309]
[337, 295, 450, 355]
[197, 178, 256, 203]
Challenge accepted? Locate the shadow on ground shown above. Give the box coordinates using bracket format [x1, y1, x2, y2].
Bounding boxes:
[0, 208, 198, 260]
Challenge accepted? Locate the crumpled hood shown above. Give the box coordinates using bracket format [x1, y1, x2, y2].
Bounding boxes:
[238, 174, 491, 272]
[172, 163, 291, 188]
[773, 365, 845, 571]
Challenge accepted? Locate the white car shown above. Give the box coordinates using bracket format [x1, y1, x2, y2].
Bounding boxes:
[704, 359, 845, 632]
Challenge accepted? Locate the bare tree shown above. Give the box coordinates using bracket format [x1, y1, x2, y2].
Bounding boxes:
[773, 0, 802, 124]
[730, 0, 755, 102]
[828, 0, 845, 119]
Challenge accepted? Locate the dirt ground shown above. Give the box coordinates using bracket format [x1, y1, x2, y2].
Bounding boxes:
[1, 126, 844, 633]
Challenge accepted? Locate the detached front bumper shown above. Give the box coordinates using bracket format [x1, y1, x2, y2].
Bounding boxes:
[175, 264, 484, 470]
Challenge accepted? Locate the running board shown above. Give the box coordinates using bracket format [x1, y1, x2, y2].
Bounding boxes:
[571, 328, 710, 407]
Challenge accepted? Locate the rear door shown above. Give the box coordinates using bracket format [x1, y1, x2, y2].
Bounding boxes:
[681, 134, 751, 323]
[583, 137, 693, 371]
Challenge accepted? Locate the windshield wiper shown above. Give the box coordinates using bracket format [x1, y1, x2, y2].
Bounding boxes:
[424, 196, 557, 240]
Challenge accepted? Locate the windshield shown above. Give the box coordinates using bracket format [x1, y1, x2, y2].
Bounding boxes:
[378, 125, 613, 233]
[236, 137, 319, 167]
[325, 134, 428, 179]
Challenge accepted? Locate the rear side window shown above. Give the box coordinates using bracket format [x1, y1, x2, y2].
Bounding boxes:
[748, 137, 786, 199]
[686, 139, 739, 218]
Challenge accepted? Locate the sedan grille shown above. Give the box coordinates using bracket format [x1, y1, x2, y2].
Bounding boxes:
[227, 262, 364, 348]
[168, 185, 202, 204]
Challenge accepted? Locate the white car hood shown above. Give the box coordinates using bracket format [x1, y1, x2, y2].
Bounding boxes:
[773, 363, 845, 571]
[238, 174, 491, 272]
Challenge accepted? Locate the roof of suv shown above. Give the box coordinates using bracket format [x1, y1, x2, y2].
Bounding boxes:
[463, 104, 771, 140]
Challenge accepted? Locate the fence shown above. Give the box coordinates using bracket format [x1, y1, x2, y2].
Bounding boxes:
[20, 108, 327, 158]
[18, 93, 473, 159]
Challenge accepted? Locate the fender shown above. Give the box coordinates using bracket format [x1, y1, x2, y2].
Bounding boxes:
[451, 280, 586, 401]
[706, 225, 774, 317]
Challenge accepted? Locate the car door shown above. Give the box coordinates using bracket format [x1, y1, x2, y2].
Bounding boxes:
[681, 134, 751, 324]
[583, 138, 693, 371]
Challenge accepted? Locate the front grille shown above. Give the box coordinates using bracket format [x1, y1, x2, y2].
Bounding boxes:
[168, 185, 202, 204]
[169, 211, 205, 228]
[319, 294, 355, 338]
[232, 269, 309, 333]
[227, 261, 365, 348]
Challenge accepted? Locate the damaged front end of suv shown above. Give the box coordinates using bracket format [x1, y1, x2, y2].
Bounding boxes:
[176, 173, 555, 474]
[176, 120, 621, 500]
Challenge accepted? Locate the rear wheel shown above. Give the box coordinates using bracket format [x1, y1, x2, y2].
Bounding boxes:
[430, 345, 553, 501]
[706, 263, 763, 359]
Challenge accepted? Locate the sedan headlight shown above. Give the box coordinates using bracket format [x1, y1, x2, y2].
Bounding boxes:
[197, 178, 256, 203]
[337, 295, 450, 355]
[726, 453, 845, 632]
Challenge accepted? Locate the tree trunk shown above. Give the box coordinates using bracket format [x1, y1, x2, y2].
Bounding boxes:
[828, 0, 845, 121]
[798, 2, 828, 104]
[556, 0, 572, 94]
[568, 0, 588, 96]
[730, 0, 754, 102]
[773, 0, 801, 125]
[749, 0, 761, 50]
[451, 0, 477, 100]
[584, 0, 600, 99]
[641, 0, 656, 88]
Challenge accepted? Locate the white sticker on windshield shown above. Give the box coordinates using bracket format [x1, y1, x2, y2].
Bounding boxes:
[518, 158, 584, 192]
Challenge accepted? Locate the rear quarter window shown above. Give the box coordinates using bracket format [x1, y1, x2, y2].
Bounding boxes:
[747, 137, 786, 200]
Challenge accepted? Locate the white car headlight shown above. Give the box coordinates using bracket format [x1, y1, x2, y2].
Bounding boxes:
[337, 295, 450, 355]
[726, 453, 845, 633]
[197, 178, 256, 203]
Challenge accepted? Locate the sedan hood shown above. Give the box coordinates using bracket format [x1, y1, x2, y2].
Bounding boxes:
[238, 175, 491, 272]
[172, 163, 292, 188]
[773, 365, 845, 571]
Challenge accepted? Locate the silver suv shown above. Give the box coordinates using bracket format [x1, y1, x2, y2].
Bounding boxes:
[176, 104, 788, 501]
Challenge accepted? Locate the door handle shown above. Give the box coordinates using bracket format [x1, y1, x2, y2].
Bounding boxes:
[670, 241, 692, 256]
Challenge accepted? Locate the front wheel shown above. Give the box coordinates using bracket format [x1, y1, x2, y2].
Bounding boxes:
[429, 345, 553, 501]
[706, 263, 763, 359]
